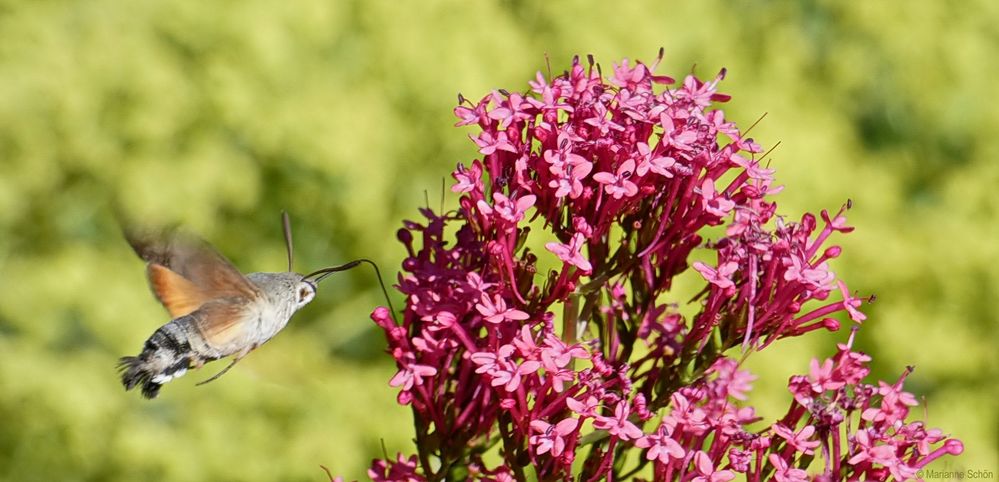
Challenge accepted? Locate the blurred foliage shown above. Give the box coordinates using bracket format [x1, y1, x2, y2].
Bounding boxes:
[0, 0, 995, 480]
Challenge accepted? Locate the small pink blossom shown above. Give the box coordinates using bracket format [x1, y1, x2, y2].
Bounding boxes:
[768, 454, 809, 482]
[368, 453, 423, 482]
[693, 261, 738, 290]
[452, 161, 482, 193]
[547, 153, 593, 199]
[592, 401, 643, 441]
[477, 192, 536, 224]
[546, 232, 592, 272]
[772, 423, 820, 455]
[389, 358, 438, 392]
[700, 179, 735, 217]
[635, 423, 685, 464]
[862, 380, 918, 425]
[730, 153, 774, 181]
[660, 115, 699, 151]
[470, 345, 540, 392]
[782, 255, 835, 290]
[540, 333, 589, 371]
[676, 69, 730, 108]
[634, 142, 675, 178]
[472, 130, 517, 155]
[691, 451, 735, 482]
[547, 368, 575, 392]
[837, 280, 867, 322]
[487, 91, 532, 129]
[453, 97, 487, 127]
[529, 418, 579, 456]
[475, 293, 529, 324]
[567, 395, 599, 418]
[592, 159, 639, 199]
[808, 358, 845, 392]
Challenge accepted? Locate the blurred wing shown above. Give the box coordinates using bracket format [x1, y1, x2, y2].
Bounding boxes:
[147, 264, 210, 318]
[191, 301, 255, 348]
[125, 226, 261, 318]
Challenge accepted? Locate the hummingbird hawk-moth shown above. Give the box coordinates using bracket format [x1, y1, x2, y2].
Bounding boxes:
[118, 212, 389, 399]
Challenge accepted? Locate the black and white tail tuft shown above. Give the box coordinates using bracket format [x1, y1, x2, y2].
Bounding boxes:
[117, 356, 163, 399]
[118, 322, 194, 399]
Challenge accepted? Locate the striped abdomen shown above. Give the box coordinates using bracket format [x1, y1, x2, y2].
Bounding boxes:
[118, 318, 206, 399]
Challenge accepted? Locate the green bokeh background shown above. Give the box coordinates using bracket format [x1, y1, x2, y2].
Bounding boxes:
[0, 1, 995, 480]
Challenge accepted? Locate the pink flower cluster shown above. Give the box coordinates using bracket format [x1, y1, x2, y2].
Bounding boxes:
[364, 54, 961, 481]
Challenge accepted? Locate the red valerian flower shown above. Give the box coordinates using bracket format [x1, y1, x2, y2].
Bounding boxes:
[691, 451, 735, 482]
[592, 401, 643, 441]
[773, 423, 821, 455]
[354, 54, 961, 481]
[635, 422, 685, 463]
[545, 232, 592, 272]
[529, 418, 579, 456]
[592, 158, 639, 199]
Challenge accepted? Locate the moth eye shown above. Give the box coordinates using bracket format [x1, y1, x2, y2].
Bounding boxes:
[299, 287, 311, 301]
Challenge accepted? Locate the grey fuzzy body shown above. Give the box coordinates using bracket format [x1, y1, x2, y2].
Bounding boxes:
[119, 272, 313, 399]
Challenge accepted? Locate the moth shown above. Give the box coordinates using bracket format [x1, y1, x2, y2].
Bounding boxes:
[118, 212, 387, 399]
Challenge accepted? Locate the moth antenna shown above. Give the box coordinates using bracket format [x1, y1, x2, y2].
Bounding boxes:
[304, 258, 399, 325]
[282, 210, 294, 272]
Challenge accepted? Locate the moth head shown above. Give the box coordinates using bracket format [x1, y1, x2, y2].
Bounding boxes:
[247, 272, 317, 312]
[295, 279, 317, 308]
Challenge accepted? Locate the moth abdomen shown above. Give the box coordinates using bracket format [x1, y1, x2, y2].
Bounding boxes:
[118, 320, 199, 399]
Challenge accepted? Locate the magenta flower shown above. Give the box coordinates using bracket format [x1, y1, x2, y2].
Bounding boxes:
[676, 69, 730, 108]
[547, 153, 593, 199]
[470, 345, 540, 392]
[592, 159, 639, 199]
[693, 260, 738, 290]
[545, 232, 592, 272]
[837, 280, 868, 322]
[452, 161, 483, 193]
[368, 454, 423, 482]
[477, 192, 536, 224]
[848, 430, 905, 468]
[529, 418, 578, 456]
[475, 293, 529, 324]
[540, 333, 589, 371]
[635, 422, 685, 463]
[772, 423, 820, 455]
[691, 451, 735, 482]
[388, 357, 437, 392]
[471, 130, 516, 155]
[566, 395, 599, 418]
[358, 54, 961, 482]
[700, 179, 735, 217]
[862, 379, 918, 425]
[783, 255, 835, 290]
[660, 115, 699, 151]
[543, 148, 594, 199]
[807, 357, 845, 392]
[705, 357, 756, 401]
[769, 454, 809, 482]
[592, 401, 643, 441]
[634, 141, 676, 178]
[488, 91, 532, 129]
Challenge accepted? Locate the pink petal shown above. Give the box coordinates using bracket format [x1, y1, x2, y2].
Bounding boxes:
[592, 172, 616, 184]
